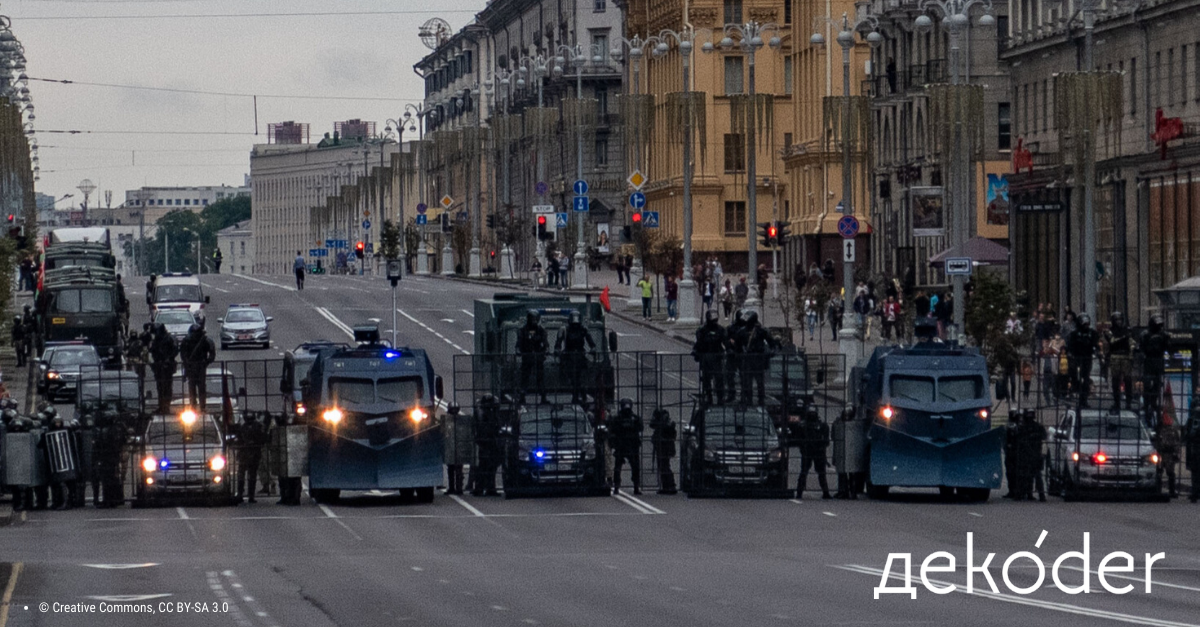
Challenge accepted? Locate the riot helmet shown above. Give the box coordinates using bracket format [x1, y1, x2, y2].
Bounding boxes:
[155, 322, 168, 335]
[527, 310, 541, 326]
[1150, 313, 1165, 333]
[1077, 313, 1091, 329]
[143, 322, 152, 333]
[12, 315, 20, 326]
[704, 309, 720, 324]
[188, 324, 203, 336]
[479, 394, 498, 408]
[1110, 311, 1126, 328]
[22, 304, 30, 313]
[618, 397, 634, 413]
[569, 310, 582, 325]
[734, 309, 745, 323]
[744, 310, 759, 326]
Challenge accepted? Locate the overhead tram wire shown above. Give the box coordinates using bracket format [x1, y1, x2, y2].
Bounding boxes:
[29, 77, 420, 102]
[14, 9, 478, 21]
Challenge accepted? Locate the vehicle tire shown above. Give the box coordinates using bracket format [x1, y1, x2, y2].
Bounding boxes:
[261, 342, 270, 350]
[311, 488, 340, 504]
[961, 488, 990, 502]
[416, 487, 435, 503]
[938, 486, 956, 500]
[867, 483, 889, 500]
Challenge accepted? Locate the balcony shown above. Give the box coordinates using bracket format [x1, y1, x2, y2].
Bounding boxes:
[907, 65, 925, 90]
[926, 59, 948, 84]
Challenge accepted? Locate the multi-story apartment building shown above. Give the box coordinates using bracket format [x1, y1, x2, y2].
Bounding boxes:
[1004, 0, 1200, 323]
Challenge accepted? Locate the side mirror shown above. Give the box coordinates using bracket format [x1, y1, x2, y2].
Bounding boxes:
[205, 295, 211, 304]
[217, 318, 224, 323]
[434, 375, 444, 401]
[608, 331, 618, 353]
[266, 317, 274, 322]
[447, 403, 461, 415]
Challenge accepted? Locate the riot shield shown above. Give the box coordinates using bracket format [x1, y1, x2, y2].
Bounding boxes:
[4, 431, 48, 487]
[45, 429, 80, 482]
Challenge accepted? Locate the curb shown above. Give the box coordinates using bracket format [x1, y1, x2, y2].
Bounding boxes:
[443, 275, 694, 347]
[0, 503, 13, 527]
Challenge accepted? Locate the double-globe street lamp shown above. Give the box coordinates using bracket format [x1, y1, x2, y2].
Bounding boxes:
[553, 41, 603, 290]
[810, 10, 882, 355]
[610, 34, 657, 312]
[384, 103, 424, 277]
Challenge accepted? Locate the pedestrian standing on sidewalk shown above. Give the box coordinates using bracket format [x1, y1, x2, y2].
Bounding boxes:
[734, 277, 749, 311]
[702, 279, 715, 312]
[637, 275, 654, 320]
[665, 276, 678, 322]
[720, 279, 734, 320]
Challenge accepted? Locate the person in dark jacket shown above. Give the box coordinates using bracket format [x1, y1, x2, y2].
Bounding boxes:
[516, 311, 549, 403]
[178, 324, 216, 408]
[555, 311, 595, 404]
[692, 310, 728, 405]
[796, 409, 832, 499]
[737, 311, 777, 406]
[649, 408, 677, 494]
[237, 413, 270, 502]
[149, 324, 179, 413]
[609, 398, 643, 495]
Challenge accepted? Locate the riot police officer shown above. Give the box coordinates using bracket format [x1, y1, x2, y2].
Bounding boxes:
[150, 323, 178, 413]
[11, 315, 28, 367]
[124, 330, 148, 387]
[1065, 313, 1100, 408]
[555, 311, 596, 404]
[179, 324, 216, 408]
[471, 395, 502, 496]
[45, 411, 81, 510]
[797, 408, 832, 500]
[516, 311, 549, 403]
[1141, 314, 1170, 424]
[1104, 312, 1135, 409]
[738, 311, 777, 406]
[692, 310, 727, 405]
[724, 310, 747, 403]
[1016, 409, 1046, 501]
[237, 413, 269, 503]
[442, 405, 472, 496]
[609, 398, 643, 495]
[1154, 416, 1182, 498]
[1003, 413, 1022, 499]
[649, 408, 677, 495]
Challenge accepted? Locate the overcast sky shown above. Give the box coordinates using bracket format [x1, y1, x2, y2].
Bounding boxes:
[7, 0, 481, 207]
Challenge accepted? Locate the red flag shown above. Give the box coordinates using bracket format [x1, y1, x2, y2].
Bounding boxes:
[1163, 381, 1176, 427]
[599, 286, 611, 312]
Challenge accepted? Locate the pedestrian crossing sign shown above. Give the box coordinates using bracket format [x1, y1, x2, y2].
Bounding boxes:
[556, 213, 568, 228]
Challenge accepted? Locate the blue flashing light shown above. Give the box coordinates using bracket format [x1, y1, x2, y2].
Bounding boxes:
[383, 350, 401, 360]
[159, 459, 170, 469]
[533, 449, 546, 461]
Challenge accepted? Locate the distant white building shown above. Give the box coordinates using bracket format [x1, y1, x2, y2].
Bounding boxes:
[216, 220, 255, 275]
[120, 182, 250, 226]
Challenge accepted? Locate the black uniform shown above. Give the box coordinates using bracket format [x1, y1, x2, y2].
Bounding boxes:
[1003, 416, 1021, 498]
[471, 396, 502, 496]
[649, 409, 677, 494]
[516, 313, 549, 403]
[1065, 315, 1100, 407]
[150, 326, 179, 413]
[797, 411, 832, 499]
[692, 312, 728, 405]
[179, 326, 216, 408]
[724, 313, 747, 403]
[738, 313, 777, 406]
[11, 315, 28, 367]
[1104, 313, 1135, 409]
[1141, 316, 1170, 425]
[93, 415, 125, 508]
[609, 400, 643, 494]
[555, 314, 596, 403]
[1015, 410, 1046, 501]
[1186, 410, 1200, 503]
[237, 414, 269, 502]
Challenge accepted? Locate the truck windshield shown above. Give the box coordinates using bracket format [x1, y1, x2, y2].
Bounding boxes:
[938, 376, 985, 402]
[890, 376, 935, 403]
[48, 256, 106, 269]
[1079, 417, 1146, 441]
[146, 418, 221, 445]
[376, 377, 423, 405]
[79, 379, 141, 401]
[155, 285, 202, 303]
[50, 289, 114, 314]
[328, 378, 376, 408]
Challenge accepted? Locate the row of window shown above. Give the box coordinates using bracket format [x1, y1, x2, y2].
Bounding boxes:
[722, 56, 793, 96]
[425, 50, 475, 95]
[134, 198, 209, 207]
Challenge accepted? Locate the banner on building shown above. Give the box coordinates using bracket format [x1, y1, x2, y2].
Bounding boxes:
[910, 186, 945, 237]
[596, 223, 611, 254]
[986, 173, 1011, 226]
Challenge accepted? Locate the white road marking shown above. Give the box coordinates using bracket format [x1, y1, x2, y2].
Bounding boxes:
[463, 330, 475, 335]
[619, 492, 666, 515]
[207, 571, 254, 627]
[441, 318, 456, 323]
[611, 492, 655, 514]
[822, 511, 837, 517]
[833, 564, 1200, 627]
[789, 499, 803, 505]
[460, 309, 475, 317]
[320, 503, 363, 540]
[397, 308, 470, 354]
[1059, 565, 1200, 593]
[175, 507, 189, 520]
[411, 566, 424, 572]
[82, 563, 160, 570]
[202, 282, 231, 294]
[969, 512, 983, 517]
[85, 594, 172, 602]
[236, 274, 296, 292]
[315, 307, 355, 339]
[449, 494, 487, 517]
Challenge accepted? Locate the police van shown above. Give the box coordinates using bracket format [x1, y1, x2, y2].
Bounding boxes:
[150, 273, 210, 322]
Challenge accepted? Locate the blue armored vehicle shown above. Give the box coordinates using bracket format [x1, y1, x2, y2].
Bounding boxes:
[853, 322, 1003, 501]
[301, 325, 445, 503]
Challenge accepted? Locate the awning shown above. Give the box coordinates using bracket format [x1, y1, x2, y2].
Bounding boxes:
[928, 236, 1010, 268]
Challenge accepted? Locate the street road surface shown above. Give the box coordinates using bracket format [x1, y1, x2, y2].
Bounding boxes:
[2, 273, 1198, 627]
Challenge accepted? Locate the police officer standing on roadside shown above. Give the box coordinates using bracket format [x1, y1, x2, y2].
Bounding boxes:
[796, 408, 832, 500]
[555, 311, 595, 404]
[1104, 312, 1135, 409]
[1003, 412, 1022, 499]
[1065, 313, 1100, 408]
[1141, 314, 1170, 425]
[150, 323, 178, 413]
[1016, 409, 1047, 501]
[692, 310, 727, 405]
[738, 311, 777, 406]
[11, 315, 28, 367]
[92, 413, 124, 508]
[516, 311, 549, 404]
[471, 395, 501, 496]
[179, 324, 216, 408]
[124, 329, 148, 387]
[236, 413, 269, 503]
[649, 408, 677, 494]
[609, 398, 643, 495]
[442, 405, 472, 496]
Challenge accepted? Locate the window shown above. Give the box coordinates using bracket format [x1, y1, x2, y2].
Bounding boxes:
[1155, 51, 1162, 109]
[240, 241, 245, 255]
[724, 56, 744, 94]
[593, 33, 609, 64]
[889, 375, 935, 403]
[723, 133, 746, 172]
[1130, 57, 1137, 114]
[998, 102, 1011, 150]
[784, 0, 792, 24]
[1183, 46, 1189, 106]
[202, 199, 208, 205]
[596, 86, 609, 116]
[784, 56, 793, 95]
[783, 132, 793, 148]
[1168, 48, 1175, 107]
[230, 242, 235, 256]
[595, 138, 609, 166]
[1195, 45, 1200, 101]
[594, 0, 606, 12]
[724, 0, 742, 25]
[723, 201, 746, 235]
[1042, 79, 1049, 132]
[997, 15, 1009, 50]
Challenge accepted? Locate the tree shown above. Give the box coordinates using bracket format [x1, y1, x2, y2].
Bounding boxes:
[451, 221, 472, 273]
[379, 219, 401, 260]
[965, 269, 1031, 378]
[142, 196, 251, 275]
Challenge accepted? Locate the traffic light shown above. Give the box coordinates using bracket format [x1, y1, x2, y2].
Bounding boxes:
[440, 213, 451, 233]
[5, 214, 13, 223]
[355, 241, 365, 256]
[486, 214, 496, 229]
[759, 222, 775, 248]
[631, 211, 642, 224]
[537, 215, 549, 240]
[775, 221, 791, 246]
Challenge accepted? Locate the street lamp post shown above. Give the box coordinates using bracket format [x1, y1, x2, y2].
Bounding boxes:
[645, 29, 701, 325]
[612, 34, 655, 311]
[467, 86, 484, 278]
[810, 10, 882, 359]
[517, 54, 553, 270]
[702, 21, 783, 316]
[417, 107, 436, 275]
[914, 0, 996, 337]
[485, 69, 517, 279]
[554, 42, 598, 290]
[385, 109, 420, 278]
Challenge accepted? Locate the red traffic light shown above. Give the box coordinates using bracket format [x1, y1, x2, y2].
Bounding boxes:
[768, 225, 778, 238]
[5, 214, 13, 223]
[631, 212, 642, 223]
[355, 241, 364, 252]
[537, 215, 547, 225]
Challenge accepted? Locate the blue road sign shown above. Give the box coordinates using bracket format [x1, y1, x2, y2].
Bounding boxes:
[642, 211, 660, 228]
[573, 196, 589, 212]
[309, 248, 328, 258]
[629, 191, 647, 209]
[325, 239, 335, 248]
[337, 239, 348, 249]
[573, 179, 589, 195]
[536, 181, 549, 196]
[837, 215, 860, 239]
[415, 214, 428, 225]
[362, 219, 372, 230]
[416, 203, 428, 214]
[555, 213, 568, 228]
